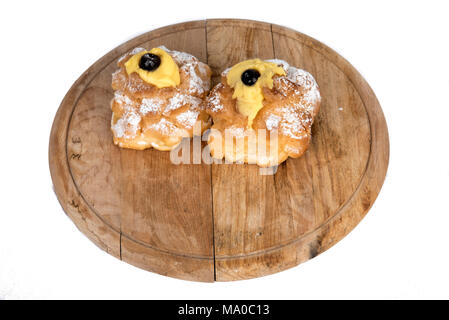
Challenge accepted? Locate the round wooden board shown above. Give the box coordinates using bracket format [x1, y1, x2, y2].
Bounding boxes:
[49, 19, 389, 282]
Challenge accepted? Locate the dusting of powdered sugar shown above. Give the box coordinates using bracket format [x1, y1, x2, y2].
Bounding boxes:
[111, 91, 142, 139]
[197, 63, 210, 83]
[286, 67, 320, 105]
[267, 59, 291, 71]
[276, 106, 311, 139]
[265, 114, 281, 131]
[221, 67, 231, 76]
[164, 93, 202, 115]
[159, 45, 196, 65]
[225, 126, 245, 138]
[176, 110, 199, 128]
[114, 91, 133, 105]
[112, 69, 121, 78]
[181, 63, 209, 95]
[159, 45, 210, 95]
[147, 118, 179, 136]
[267, 58, 320, 105]
[118, 47, 145, 63]
[140, 97, 164, 115]
[111, 110, 141, 139]
[208, 84, 224, 112]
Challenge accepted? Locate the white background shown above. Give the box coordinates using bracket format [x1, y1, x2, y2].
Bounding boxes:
[1, 0, 448, 299]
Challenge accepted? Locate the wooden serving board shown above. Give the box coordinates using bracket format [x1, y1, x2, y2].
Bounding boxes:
[49, 19, 389, 282]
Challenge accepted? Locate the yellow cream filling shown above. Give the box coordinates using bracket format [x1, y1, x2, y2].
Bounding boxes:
[125, 47, 180, 88]
[226, 59, 285, 127]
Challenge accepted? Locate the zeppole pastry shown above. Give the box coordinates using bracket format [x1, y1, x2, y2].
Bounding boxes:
[205, 59, 321, 167]
[111, 46, 212, 150]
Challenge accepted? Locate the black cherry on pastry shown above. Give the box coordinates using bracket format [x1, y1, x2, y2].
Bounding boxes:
[241, 69, 261, 86]
[139, 53, 161, 71]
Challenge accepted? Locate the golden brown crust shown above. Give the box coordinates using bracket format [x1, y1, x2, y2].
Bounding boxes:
[205, 61, 321, 166]
[111, 47, 212, 151]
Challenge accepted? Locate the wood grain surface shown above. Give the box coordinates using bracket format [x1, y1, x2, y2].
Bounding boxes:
[49, 19, 389, 282]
